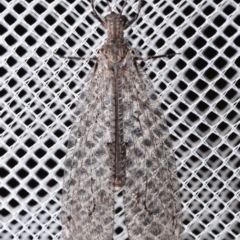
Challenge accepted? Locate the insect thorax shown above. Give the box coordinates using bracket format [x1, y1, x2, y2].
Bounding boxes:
[101, 39, 129, 63]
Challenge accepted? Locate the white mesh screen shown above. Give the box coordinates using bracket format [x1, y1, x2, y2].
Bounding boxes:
[1, 0, 240, 239]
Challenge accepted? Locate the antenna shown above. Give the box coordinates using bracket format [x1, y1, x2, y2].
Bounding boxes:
[106, 0, 112, 12]
[121, 1, 127, 14]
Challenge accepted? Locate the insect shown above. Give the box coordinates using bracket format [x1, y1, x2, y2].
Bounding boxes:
[58, 0, 182, 239]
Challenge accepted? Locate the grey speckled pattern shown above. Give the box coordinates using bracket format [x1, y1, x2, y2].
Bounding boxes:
[61, 45, 182, 239]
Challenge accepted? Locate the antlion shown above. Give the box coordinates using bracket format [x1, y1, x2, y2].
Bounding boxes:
[57, 0, 182, 239]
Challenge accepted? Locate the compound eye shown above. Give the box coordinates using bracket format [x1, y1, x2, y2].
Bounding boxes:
[121, 15, 128, 25]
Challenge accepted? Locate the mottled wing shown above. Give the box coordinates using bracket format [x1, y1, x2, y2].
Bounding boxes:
[121, 56, 182, 240]
[61, 61, 115, 240]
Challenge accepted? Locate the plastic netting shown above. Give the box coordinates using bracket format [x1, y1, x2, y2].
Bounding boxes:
[1, 0, 240, 239]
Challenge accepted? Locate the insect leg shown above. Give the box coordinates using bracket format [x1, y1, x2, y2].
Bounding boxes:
[135, 53, 181, 61]
[55, 53, 97, 61]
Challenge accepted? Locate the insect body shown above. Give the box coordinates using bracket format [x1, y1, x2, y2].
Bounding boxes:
[59, 1, 182, 239]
